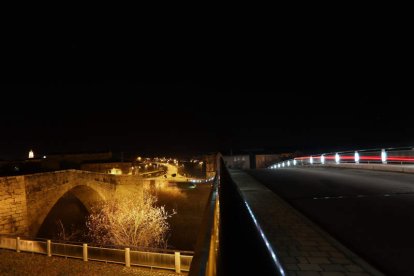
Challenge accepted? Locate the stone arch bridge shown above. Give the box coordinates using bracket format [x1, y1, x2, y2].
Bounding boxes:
[0, 170, 155, 236]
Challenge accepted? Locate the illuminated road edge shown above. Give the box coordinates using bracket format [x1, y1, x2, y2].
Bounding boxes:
[269, 147, 414, 169]
[244, 201, 286, 276]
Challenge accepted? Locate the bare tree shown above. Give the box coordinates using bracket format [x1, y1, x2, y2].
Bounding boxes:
[86, 190, 175, 248]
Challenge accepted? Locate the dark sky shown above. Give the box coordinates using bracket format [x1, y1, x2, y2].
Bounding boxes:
[1, 23, 412, 159]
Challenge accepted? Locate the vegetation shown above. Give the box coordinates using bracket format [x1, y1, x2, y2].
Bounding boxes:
[86, 191, 175, 248]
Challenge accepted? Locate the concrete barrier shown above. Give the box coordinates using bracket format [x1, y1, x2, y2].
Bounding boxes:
[319, 163, 414, 173]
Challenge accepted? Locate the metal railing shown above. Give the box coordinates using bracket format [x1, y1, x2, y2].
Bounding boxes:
[0, 235, 193, 273]
[189, 153, 286, 276]
[269, 146, 414, 168]
[189, 153, 221, 276]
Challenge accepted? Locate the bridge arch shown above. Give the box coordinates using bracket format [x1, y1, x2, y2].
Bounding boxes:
[1, 170, 148, 236]
[31, 184, 106, 237]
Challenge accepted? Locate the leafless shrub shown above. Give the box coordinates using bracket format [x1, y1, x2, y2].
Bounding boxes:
[56, 220, 83, 241]
[86, 190, 175, 248]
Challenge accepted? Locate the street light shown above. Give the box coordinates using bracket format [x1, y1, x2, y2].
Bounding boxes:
[354, 151, 360, 163]
[335, 153, 340, 164]
[381, 149, 387, 164]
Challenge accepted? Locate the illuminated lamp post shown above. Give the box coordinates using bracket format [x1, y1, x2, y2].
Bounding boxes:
[381, 149, 387, 164]
[354, 151, 360, 163]
[335, 153, 340, 164]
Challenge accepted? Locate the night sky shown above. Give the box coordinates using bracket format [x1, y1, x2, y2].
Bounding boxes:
[1, 25, 411, 160]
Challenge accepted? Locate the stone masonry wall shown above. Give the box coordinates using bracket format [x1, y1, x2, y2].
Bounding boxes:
[0, 170, 166, 237]
[0, 176, 28, 235]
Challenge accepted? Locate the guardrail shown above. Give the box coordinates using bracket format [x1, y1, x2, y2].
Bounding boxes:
[0, 235, 193, 273]
[189, 154, 286, 276]
[189, 154, 221, 276]
[269, 147, 414, 168]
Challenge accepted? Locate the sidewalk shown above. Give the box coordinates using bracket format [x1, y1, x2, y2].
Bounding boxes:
[0, 249, 180, 276]
[229, 170, 384, 276]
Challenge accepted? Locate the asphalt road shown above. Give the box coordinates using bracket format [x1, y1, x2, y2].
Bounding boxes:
[248, 167, 414, 276]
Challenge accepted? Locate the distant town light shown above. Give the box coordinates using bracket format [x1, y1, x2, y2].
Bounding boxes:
[321, 155, 325, 164]
[282, 162, 285, 167]
[43, 156, 46, 159]
[310, 156, 313, 164]
[293, 159, 297, 166]
[109, 168, 122, 175]
[137, 157, 142, 161]
[29, 150, 34, 159]
[278, 164, 281, 168]
[381, 149, 387, 164]
[354, 151, 360, 163]
[287, 160, 290, 166]
[335, 153, 340, 164]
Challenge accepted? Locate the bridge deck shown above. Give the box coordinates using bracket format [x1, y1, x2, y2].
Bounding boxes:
[229, 169, 383, 276]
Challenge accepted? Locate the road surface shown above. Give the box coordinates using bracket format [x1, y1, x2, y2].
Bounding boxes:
[145, 163, 189, 182]
[248, 167, 414, 276]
